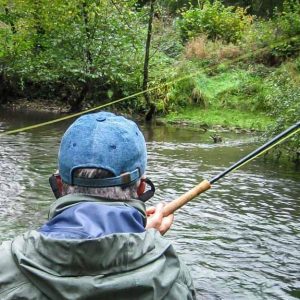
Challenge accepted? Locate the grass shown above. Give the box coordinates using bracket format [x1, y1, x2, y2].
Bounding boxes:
[163, 106, 275, 131]
[194, 70, 249, 100]
[165, 63, 267, 111]
[162, 64, 276, 131]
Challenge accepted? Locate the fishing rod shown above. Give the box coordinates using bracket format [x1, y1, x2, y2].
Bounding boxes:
[163, 121, 300, 216]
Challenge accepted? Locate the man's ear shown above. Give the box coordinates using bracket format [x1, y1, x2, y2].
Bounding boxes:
[49, 174, 63, 199]
[138, 178, 155, 202]
[137, 179, 146, 197]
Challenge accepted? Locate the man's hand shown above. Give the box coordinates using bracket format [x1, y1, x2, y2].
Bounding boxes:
[145, 203, 174, 235]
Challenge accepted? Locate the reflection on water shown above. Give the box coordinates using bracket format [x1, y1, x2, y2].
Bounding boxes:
[0, 109, 299, 300]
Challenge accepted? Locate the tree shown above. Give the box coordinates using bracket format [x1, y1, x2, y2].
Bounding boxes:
[0, 0, 147, 110]
[143, 0, 156, 120]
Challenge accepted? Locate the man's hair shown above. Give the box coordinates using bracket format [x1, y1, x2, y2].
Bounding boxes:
[61, 168, 139, 200]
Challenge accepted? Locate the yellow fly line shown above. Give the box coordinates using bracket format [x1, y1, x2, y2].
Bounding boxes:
[163, 122, 300, 215]
[0, 37, 298, 136]
[0, 89, 156, 135]
[231, 127, 300, 173]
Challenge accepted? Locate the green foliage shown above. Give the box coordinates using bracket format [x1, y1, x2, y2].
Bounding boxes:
[152, 16, 184, 59]
[0, 0, 147, 109]
[152, 60, 213, 113]
[159, 0, 200, 14]
[271, 0, 300, 57]
[264, 63, 300, 156]
[159, 0, 285, 17]
[178, 0, 252, 43]
[241, 0, 300, 61]
[161, 62, 267, 114]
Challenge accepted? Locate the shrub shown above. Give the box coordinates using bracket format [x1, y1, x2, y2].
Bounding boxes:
[217, 43, 242, 60]
[264, 64, 300, 159]
[271, 0, 300, 58]
[178, 0, 252, 43]
[184, 35, 209, 59]
[183, 34, 243, 64]
[241, 0, 300, 62]
[166, 77, 207, 110]
[152, 60, 211, 113]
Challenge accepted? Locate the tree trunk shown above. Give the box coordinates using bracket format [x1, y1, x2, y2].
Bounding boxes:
[143, 0, 156, 121]
[68, 82, 90, 112]
[32, 0, 45, 53]
[82, 1, 93, 67]
[68, 0, 94, 112]
[4, 7, 16, 34]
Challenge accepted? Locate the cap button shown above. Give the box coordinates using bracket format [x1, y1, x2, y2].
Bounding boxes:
[96, 116, 106, 122]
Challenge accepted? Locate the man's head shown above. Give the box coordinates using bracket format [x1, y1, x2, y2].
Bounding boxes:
[55, 111, 148, 200]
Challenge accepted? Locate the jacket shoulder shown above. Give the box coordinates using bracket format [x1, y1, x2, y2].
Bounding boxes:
[0, 240, 25, 289]
[0, 239, 47, 300]
[147, 231, 197, 299]
[165, 249, 197, 300]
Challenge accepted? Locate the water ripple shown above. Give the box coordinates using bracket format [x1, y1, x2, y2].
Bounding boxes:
[0, 116, 299, 300]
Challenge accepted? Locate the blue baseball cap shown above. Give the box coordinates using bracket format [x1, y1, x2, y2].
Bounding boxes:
[58, 112, 147, 187]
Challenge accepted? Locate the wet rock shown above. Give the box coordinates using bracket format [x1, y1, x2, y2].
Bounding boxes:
[210, 134, 223, 143]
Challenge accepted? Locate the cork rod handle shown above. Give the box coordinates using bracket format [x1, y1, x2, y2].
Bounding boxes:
[163, 180, 211, 217]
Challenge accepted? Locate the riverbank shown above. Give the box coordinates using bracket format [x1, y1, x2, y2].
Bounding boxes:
[2, 99, 275, 133]
[1, 99, 298, 167]
[3, 98, 70, 114]
[161, 107, 275, 132]
[1, 98, 274, 134]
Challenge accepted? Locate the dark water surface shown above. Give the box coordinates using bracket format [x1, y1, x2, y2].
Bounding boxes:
[0, 110, 299, 300]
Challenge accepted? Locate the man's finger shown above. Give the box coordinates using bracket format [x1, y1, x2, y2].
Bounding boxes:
[160, 214, 174, 235]
[146, 206, 156, 215]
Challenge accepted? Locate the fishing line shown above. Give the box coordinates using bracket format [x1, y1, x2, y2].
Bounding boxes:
[0, 45, 250, 135]
[210, 122, 300, 184]
[0, 89, 157, 135]
[0, 36, 298, 136]
[163, 121, 300, 216]
[226, 127, 300, 172]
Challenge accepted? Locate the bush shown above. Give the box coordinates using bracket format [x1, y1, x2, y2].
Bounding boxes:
[178, 0, 252, 43]
[151, 61, 211, 113]
[184, 35, 209, 59]
[241, 0, 300, 62]
[271, 0, 300, 58]
[0, 1, 147, 110]
[184, 34, 242, 62]
[264, 64, 300, 159]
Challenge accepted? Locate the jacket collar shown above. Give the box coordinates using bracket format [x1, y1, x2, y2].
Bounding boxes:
[48, 193, 147, 225]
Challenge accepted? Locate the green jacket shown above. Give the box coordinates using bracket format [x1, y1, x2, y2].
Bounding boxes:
[0, 195, 196, 300]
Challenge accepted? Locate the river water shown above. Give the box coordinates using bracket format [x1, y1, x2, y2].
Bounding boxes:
[0, 109, 299, 300]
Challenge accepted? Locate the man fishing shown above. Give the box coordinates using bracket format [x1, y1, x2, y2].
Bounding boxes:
[0, 111, 196, 299]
